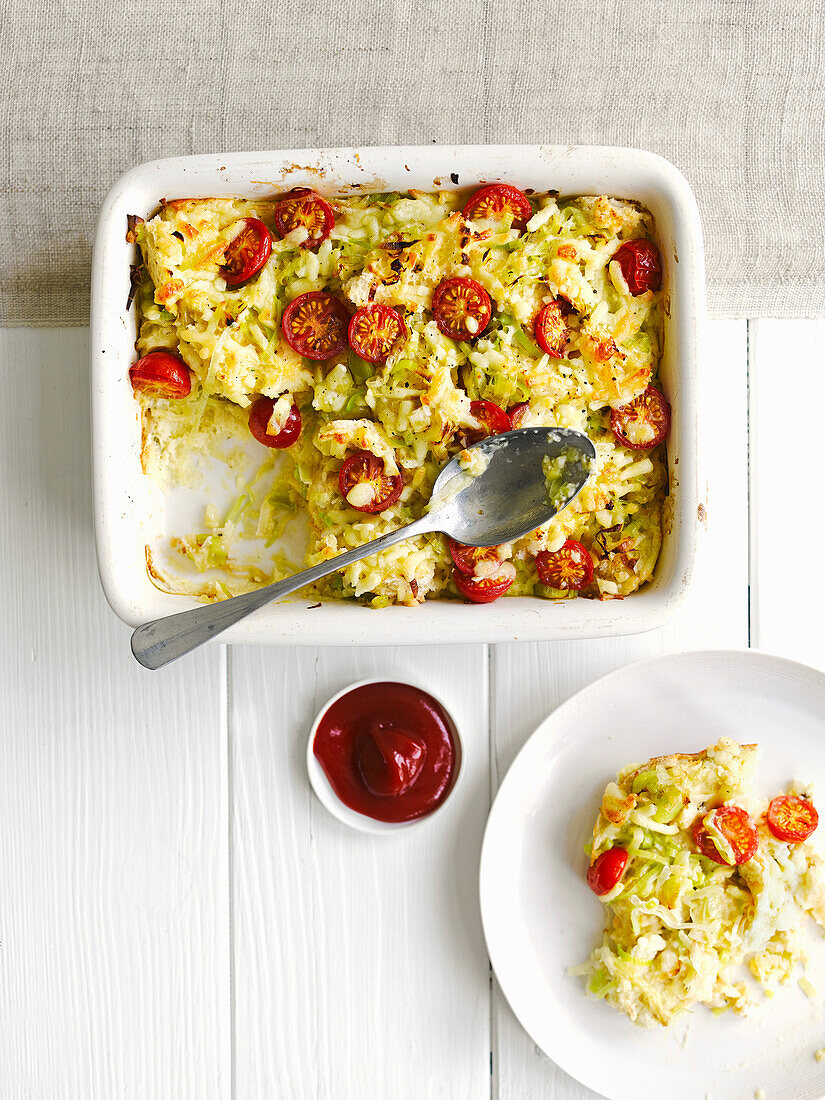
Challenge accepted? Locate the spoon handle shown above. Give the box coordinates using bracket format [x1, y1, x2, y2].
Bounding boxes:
[131, 514, 439, 670]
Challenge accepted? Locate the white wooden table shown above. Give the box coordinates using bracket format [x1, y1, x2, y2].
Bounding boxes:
[0, 319, 821, 1098]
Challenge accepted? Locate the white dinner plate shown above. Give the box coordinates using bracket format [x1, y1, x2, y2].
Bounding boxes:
[480, 650, 825, 1100]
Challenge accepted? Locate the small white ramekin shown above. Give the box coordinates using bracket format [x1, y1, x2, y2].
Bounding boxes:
[306, 678, 463, 835]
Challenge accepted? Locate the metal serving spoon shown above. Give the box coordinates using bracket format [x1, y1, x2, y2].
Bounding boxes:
[131, 426, 595, 670]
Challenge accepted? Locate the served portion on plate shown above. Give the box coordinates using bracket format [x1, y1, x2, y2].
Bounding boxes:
[573, 738, 825, 1027]
[128, 183, 668, 607]
[479, 651, 825, 1100]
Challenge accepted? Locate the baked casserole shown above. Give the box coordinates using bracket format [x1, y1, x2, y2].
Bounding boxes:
[128, 184, 669, 607]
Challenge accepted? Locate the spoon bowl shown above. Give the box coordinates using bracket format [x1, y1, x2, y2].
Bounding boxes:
[432, 427, 596, 547]
[131, 426, 595, 669]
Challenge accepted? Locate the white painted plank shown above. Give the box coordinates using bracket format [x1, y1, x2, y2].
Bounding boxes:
[490, 320, 750, 1097]
[750, 319, 825, 668]
[0, 330, 229, 1098]
[230, 644, 490, 1099]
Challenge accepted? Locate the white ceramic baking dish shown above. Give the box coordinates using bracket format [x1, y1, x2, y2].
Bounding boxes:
[91, 144, 703, 646]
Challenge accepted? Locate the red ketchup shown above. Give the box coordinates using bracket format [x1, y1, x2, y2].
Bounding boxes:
[312, 681, 458, 823]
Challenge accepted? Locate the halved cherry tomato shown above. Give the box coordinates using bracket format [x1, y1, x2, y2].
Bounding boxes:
[611, 239, 662, 295]
[536, 540, 594, 591]
[693, 806, 759, 866]
[248, 397, 302, 448]
[610, 385, 671, 450]
[338, 450, 403, 513]
[274, 188, 334, 249]
[432, 277, 491, 341]
[220, 218, 273, 287]
[463, 183, 533, 227]
[767, 795, 819, 843]
[534, 300, 569, 358]
[587, 847, 629, 896]
[129, 350, 191, 398]
[459, 399, 512, 447]
[282, 291, 349, 361]
[470, 399, 511, 437]
[508, 401, 529, 428]
[447, 538, 502, 576]
[348, 304, 407, 364]
[453, 563, 515, 603]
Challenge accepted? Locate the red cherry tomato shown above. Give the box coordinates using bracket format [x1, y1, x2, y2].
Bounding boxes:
[693, 806, 759, 866]
[536, 539, 594, 591]
[460, 399, 512, 447]
[611, 239, 662, 295]
[274, 188, 334, 249]
[248, 397, 302, 448]
[282, 292, 349, 361]
[534, 300, 569, 358]
[220, 218, 273, 287]
[447, 538, 502, 576]
[338, 450, 403, 513]
[587, 847, 629, 896]
[468, 399, 511, 440]
[463, 183, 533, 227]
[767, 795, 819, 843]
[453, 563, 515, 603]
[508, 401, 529, 428]
[129, 350, 191, 399]
[348, 304, 407, 364]
[432, 277, 492, 341]
[610, 385, 671, 450]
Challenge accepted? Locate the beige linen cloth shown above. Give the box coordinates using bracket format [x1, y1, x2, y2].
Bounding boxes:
[2, 0, 823, 324]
